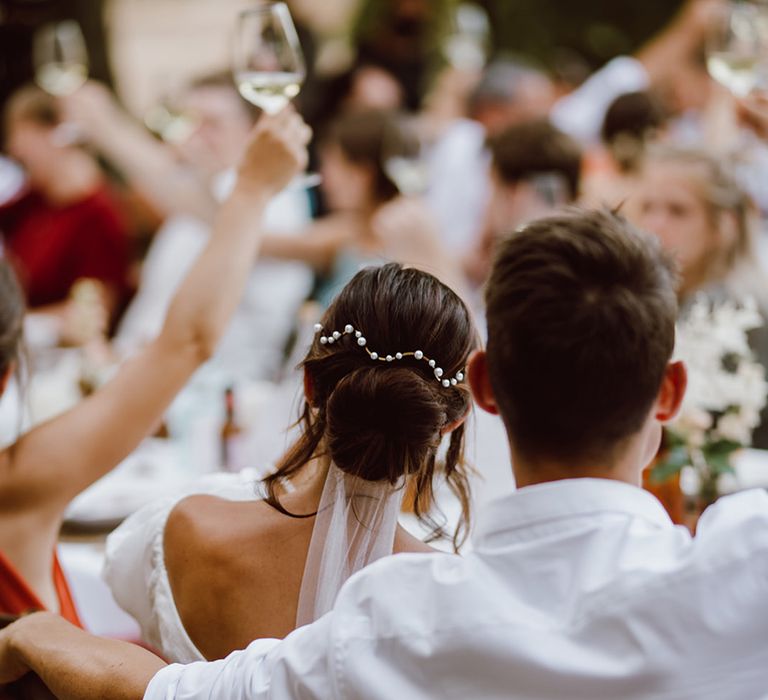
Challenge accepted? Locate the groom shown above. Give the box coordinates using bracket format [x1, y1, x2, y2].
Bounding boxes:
[2, 209, 767, 699]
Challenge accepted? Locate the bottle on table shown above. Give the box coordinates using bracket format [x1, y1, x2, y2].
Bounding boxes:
[220, 385, 246, 472]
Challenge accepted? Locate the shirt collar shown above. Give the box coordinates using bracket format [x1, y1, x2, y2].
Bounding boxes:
[474, 477, 673, 550]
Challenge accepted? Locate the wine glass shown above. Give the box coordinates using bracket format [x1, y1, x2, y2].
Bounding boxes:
[33, 20, 89, 97]
[442, 3, 490, 73]
[382, 114, 431, 196]
[706, 2, 765, 98]
[233, 3, 306, 115]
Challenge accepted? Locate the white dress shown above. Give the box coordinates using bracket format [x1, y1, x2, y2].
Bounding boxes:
[103, 474, 264, 663]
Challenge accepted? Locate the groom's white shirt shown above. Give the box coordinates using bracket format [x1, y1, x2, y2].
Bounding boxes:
[145, 478, 768, 700]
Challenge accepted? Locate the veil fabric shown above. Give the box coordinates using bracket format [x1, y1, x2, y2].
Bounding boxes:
[296, 464, 404, 627]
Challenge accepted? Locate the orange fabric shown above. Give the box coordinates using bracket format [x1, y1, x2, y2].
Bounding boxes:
[0, 550, 83, 628]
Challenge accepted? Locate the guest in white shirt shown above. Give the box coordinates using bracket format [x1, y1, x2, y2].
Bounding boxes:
[3, 207, 768, 699]
[112, 74, 313, 381]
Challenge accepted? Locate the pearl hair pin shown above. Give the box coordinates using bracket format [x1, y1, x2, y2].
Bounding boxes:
[314, 323, 465, 388]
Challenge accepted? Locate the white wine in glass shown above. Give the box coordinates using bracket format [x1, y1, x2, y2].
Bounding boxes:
[706, 3, 763, 98]
[235, 71, 303, 114]
[33, 21, 89, 96]
[233, 3, 306, 115]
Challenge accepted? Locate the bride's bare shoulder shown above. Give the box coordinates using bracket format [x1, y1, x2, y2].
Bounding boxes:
[164, 494, 284, 556]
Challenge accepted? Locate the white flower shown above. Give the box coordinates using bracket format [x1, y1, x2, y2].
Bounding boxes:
[715, 411, 752, 445]
[670, 295, 766, 450]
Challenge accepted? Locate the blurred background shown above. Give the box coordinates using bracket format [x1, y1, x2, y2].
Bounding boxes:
[0, 0, 685, 112]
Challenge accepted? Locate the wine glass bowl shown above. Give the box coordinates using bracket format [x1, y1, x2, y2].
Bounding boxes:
[33, 20, 89, 97]
[233, 3, 306, 114]
[706, 3, 765, 98]
[382, 114, 431, 197]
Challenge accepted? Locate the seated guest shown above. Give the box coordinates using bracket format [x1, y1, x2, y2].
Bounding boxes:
[0, 111, 309, 626]
[632, 146, 768, 446]
[465, 119, 581, 285]
[0, 85, 131, 329]
[5, 209, 768, 699]
[258, 110, 465, 304]
[104, 263, 475, 662]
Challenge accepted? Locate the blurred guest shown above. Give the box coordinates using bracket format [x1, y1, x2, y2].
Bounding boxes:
[0, 85, 131, 333]
[426, 59, 555, 255]
[71, 74, 314, 381]
[354, 0, 449, 110]
[427, 0, 719, 259]
[581, 90, 669, 207]
[465, 119, 582, 286]
[259, 110, 465, 305]
[632, 146, 768, 446]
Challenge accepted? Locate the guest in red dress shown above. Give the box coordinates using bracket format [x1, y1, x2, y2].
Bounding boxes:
[1, 84, 130, 323]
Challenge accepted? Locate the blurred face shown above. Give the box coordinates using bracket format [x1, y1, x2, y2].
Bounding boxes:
[177, 86, 253, 176]
[4, 118, 58, 186]
[347, 67, 404, 112]
[319, 144, 375, 212]
[632, 162, 716, 277]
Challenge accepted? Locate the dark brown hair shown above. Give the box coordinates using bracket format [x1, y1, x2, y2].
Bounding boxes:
[264, 263, 476, 549]
[0, 261, 25, 376]
[602, 91, 668, 173]
[489, 119, 582, 202]
[485, 209, 678, 465]
[320, 110, 400, 204]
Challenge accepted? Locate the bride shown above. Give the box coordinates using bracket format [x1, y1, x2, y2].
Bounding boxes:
[104, 262, 476, 662]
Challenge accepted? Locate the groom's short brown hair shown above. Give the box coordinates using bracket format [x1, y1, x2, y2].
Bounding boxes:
[485, 209, 678, 464]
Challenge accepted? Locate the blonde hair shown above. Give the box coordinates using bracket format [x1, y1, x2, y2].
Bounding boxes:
[644, 146, 768, 311]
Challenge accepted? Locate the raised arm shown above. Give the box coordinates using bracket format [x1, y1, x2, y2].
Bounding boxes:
[0, 607, 334, 700]
[0, 109, 311, 515]
[62, 82, 218, 223]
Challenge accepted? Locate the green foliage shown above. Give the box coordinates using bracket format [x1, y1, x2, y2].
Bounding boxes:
[475, 0, 686, 69]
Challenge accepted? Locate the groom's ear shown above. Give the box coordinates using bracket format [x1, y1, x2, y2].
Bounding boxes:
[467, 350, 499, 415]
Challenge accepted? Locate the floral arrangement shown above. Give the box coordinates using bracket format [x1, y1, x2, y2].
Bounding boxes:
[650, 297, 768, 504]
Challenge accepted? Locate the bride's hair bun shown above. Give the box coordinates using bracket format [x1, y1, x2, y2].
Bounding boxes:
[326, 366, 445, 482]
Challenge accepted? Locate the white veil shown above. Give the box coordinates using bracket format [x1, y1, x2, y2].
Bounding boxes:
[295, 464, 404, 627]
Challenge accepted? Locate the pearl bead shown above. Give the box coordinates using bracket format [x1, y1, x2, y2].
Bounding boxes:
[456, 372, 464, 381]
[429, 360, 436, 368]
[320, 336, 328, 344]
[370, 352, 378, 360]
[313, 323, 323, 332]
[328, 337, 335, 344]
[442, 379, 450, 387]
[451, 378, 458, 386]
[395, 353, 403, 360]
[344, 325, 353, 334]
[357, 337, 367, 346]
[332, 331, 341, 340]
[414, 350, 423, 360]
[434, 368, 443, 377]
[386, 355, 393, 362]
[355, 331, 362, 338]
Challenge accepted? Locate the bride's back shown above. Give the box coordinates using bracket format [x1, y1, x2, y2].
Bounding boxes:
[165, 483, 432, 661]
[113, 262, 476, 662]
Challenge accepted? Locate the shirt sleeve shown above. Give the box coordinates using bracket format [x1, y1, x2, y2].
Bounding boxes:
[550, 56, 650, 145]
[143, 613, 338, 700]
